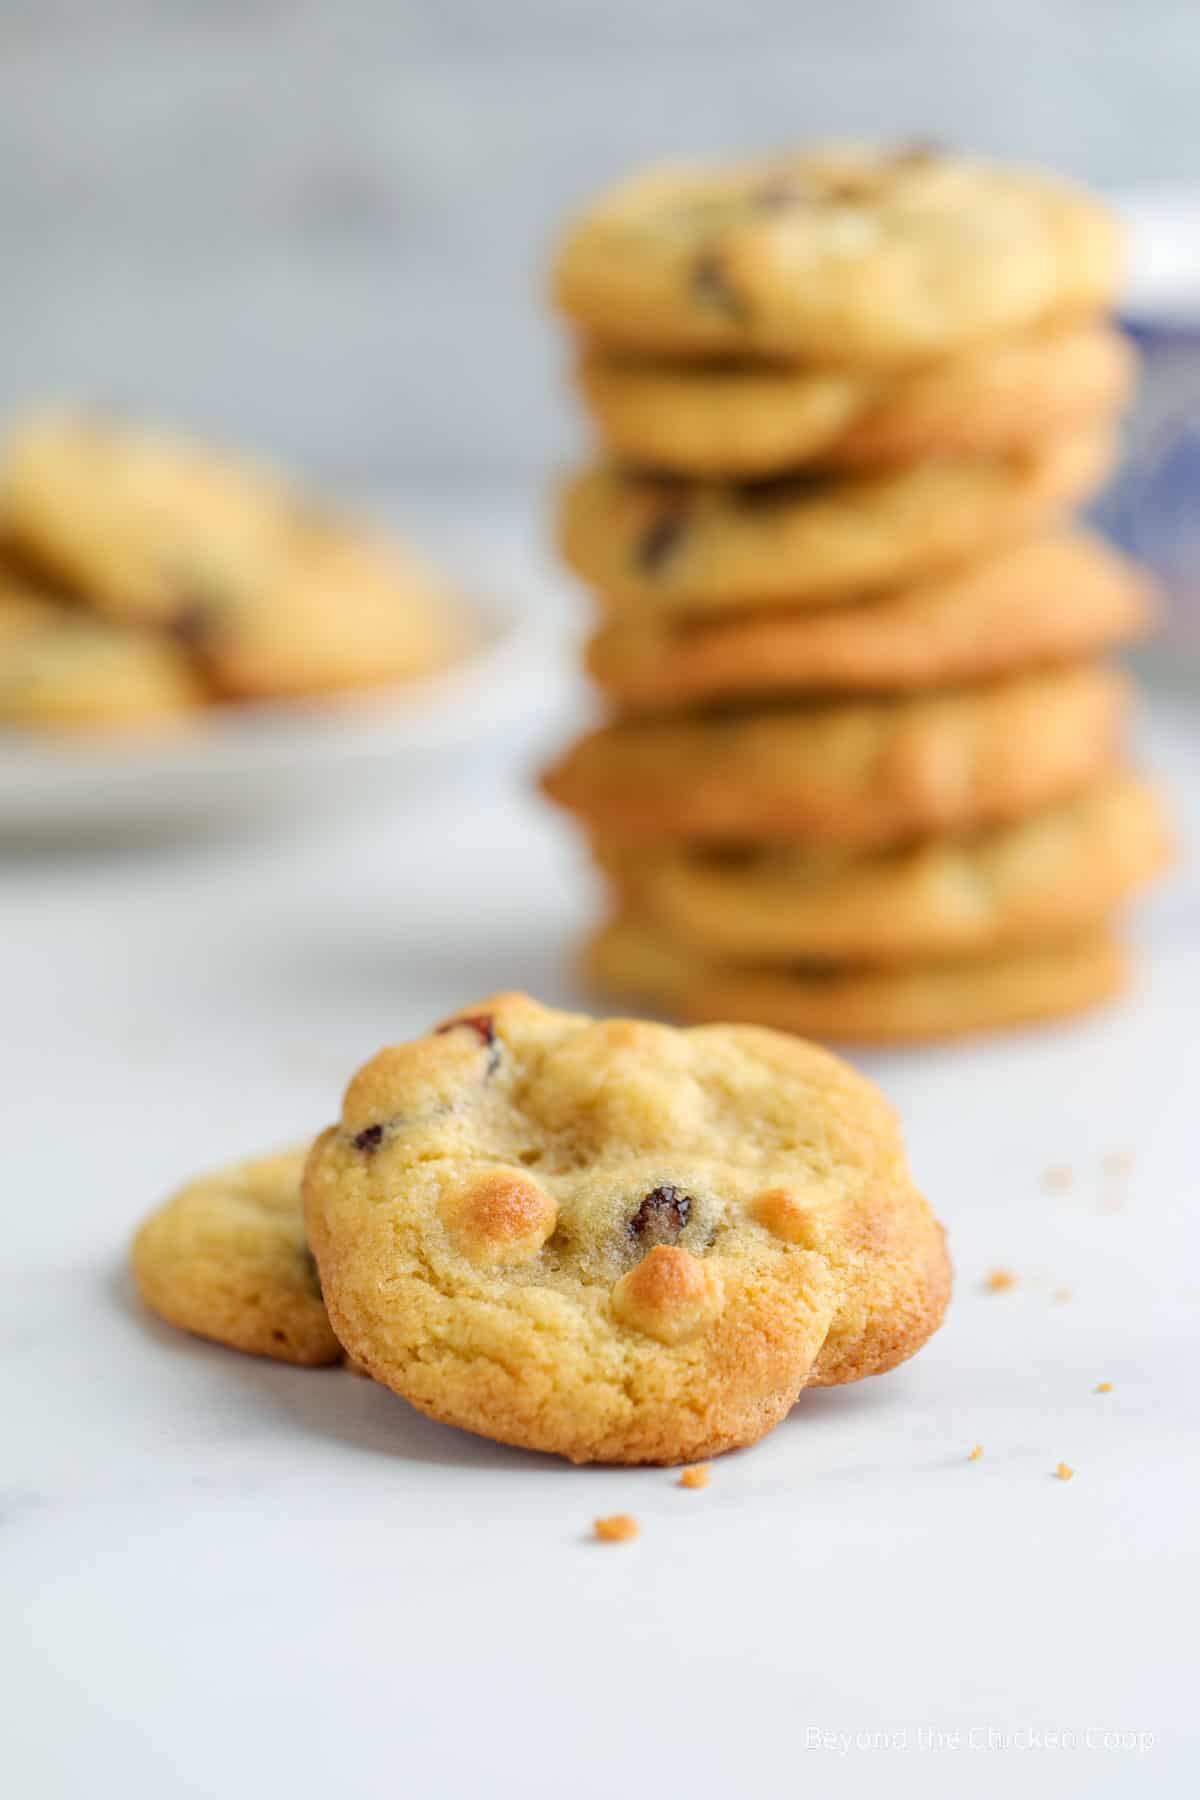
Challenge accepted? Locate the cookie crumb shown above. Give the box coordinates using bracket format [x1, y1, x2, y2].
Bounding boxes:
[1095, 1381, 1113, 1394]
[679, 1465, 711, 1489]
[1103, 1150, 1134, 1177]
[984, 1267, 1016, 1292]
[594, 1513, 639, 1543]
[1043, 1163, 1073, 1192]
[1054, 1462, 1075, 1481]
[968, 1444, 983, 1461]
[1053, 1287, 1072, 1304]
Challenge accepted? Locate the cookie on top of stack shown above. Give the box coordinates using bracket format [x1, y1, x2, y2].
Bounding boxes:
[0, 409, 462, 735]
[543, 141, 1171, 1042]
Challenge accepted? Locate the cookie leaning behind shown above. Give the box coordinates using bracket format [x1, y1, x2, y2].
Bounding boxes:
[131, 1147, 343, 1365]
[1, 409, 462, 701]
[589, 915, 1129, 1044]
[586, 532, 1154, 710]
[543, 663, 1130, 850]
[560, 428, 1115, 616]
[552, 142, 1122, 363]
[596, 775, 1171, 965]
[576, 319, 1133, 478]
[303, 993, 950, 1464]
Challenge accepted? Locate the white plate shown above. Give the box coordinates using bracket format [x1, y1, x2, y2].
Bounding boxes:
[0, 589, 555, 839]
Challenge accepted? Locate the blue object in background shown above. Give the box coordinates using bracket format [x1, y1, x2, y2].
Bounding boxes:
[1097, 318, 1200, 675]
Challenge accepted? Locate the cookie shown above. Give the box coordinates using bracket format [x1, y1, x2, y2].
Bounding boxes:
[577, 320, 1133, 478]
[552, 143, 1122, 364]
[131, 1147, 342, 1366]
[597, 776, 1170, 965]
[589, 915, 1128, 1043]
[560, 429, 1115, 616]
[543, 663, 1129, 850]
[302, 993, 950, 1464]
[0, 574, 61, 645]
[1, 410, 462, 701]
[585, 533, 1153, 710]
[0, 575, 203, 734]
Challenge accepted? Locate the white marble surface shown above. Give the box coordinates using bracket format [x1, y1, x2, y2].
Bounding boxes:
[2, 504, 1199, 1795]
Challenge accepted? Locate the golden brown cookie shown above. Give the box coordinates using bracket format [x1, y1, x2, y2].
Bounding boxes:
[560, 429, 1115, 616]
[303, 994, 950, 1464]
[585, 533, 1153, 709]
[552, 143, 1122, 364]
[0, 573, 203, 734]
[597, 775, 1170, 965]
[577, 320, 1133, 477]
[131, 1147, 343, 1366]
[1, 409, 462, 701]
[543, 663, 1129, 850]
[588, 915, 1128, 1043]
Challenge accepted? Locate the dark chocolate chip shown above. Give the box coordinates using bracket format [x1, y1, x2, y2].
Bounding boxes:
[637, 511, 686, 573]
[352, 1124, 384, 1153]
[629, 1184, 693, 1247]
[691, 252, 745, 321]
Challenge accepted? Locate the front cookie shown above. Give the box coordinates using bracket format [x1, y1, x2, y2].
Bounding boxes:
[303, 994, 950, 1464]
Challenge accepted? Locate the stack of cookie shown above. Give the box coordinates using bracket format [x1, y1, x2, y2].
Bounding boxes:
[0, 409, 461, 735]
[543, 142, 1171, 1041]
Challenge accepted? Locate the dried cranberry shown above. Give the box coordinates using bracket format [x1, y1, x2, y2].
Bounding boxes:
[352, 1124, 383, 1153]
[629, 1185, 693, 1246]
[436, 1013, 500, 1073]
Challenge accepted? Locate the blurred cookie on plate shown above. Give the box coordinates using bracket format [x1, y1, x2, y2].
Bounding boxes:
[1, 408, 464, 704]
[0, 569, 202, 733]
